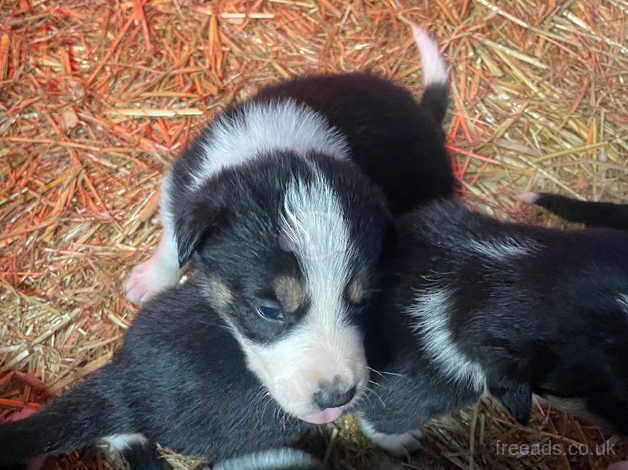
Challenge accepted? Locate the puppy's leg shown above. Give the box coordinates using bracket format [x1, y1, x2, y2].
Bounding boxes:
[0, 365, 131, 466]
[104, 435, 169, 470]
[125, 173, 181, 304]
[357, 415, 422, 457]
[124, 231, 181, 304]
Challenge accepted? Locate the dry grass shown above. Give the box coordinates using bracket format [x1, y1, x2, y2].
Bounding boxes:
[0, 0, 626, 469]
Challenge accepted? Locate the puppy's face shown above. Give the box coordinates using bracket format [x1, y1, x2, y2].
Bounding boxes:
[176, 153, 391, 423]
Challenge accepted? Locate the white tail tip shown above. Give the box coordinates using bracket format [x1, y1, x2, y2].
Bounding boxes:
[410, 23, 448, 87]
[518, 192, 540, 204]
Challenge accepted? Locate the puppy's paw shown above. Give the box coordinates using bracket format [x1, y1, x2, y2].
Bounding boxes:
[358, 417, 422, 457]
[124, 256, 179, 304]
[372, 429, 422, 457]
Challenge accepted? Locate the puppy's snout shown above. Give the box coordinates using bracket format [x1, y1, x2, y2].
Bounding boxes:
[313, 376, 356, 409]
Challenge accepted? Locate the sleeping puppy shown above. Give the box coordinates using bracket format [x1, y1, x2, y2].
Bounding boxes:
[121, 24, 453, 427]
[0, 281, 316, 469]
[358, 199, 628, 455]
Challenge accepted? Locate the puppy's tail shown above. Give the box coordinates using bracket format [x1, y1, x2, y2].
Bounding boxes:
[212, 448, 326, 470]
[519, 192, 628, 230]
[0, 364, 131, 466]
[411, 23, 449, 124]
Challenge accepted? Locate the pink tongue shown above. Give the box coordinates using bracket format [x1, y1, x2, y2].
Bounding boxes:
[301, 407, 344, 424]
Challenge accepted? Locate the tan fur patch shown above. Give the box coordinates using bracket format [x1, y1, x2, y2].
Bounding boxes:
[273, 276, 305, 313]
[347, 276, 365, 304]
[204, 276, 233, 313]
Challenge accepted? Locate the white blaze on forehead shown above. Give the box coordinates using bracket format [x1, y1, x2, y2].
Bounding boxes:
[191, 99, 349, 189]
[223, 169, 367, 418]
[280, 169, 354, 323]
[409, 287, 486, 392]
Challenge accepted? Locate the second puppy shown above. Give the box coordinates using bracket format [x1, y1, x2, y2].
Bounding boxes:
[359, 199, 628, 454]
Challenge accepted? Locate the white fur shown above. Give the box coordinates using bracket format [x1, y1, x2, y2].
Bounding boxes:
[227, 170, 366, 419]
[518, 191, 540, 204]
[191, 99, 349, 189]
[103, 433, 148, 451]
[408, 287, 486, 392]
[467, 237, 533, 261]
[618, 294, 628, 313]
[125, 171, 181, 304]
[411, 24, 448, 87]
[358, 415, 422, 456]
[213, 448, 321, 470]
[124, 228, 181, 304]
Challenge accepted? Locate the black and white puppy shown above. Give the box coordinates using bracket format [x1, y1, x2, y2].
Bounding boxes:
[358, 199, 628, 455]
[122, 24, 453, 426]
[0, 281, 317, 469]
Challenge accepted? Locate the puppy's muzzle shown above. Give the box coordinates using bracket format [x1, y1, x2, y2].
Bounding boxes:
[313, 376, 356, 409]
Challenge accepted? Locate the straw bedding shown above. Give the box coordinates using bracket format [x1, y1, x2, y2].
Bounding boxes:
[0, 0, 626, 468]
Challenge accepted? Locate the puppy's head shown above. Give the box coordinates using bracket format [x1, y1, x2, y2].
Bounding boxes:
[176, 153, 391, 423]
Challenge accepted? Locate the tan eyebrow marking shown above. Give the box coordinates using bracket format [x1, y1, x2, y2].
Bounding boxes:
[346, 276, 366, 304]
[273, 275, 305, 313]
[204, 275, 233, 314]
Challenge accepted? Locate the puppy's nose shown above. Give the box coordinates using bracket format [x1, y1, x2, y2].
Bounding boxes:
[313, 376, 356, 409]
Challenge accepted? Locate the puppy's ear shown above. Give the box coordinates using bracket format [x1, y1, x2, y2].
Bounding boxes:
[488, 378, 532, 426]
[175, 194, 223, 267]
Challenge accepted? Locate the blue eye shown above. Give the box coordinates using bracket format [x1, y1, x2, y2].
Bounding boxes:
[257, 305, 285, 322]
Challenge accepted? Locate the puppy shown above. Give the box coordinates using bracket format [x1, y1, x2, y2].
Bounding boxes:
[0, 281, 312, 468]
[358, 199, 628, 455]
[1, 25, 455, 467]
[122, 24, 453, 426]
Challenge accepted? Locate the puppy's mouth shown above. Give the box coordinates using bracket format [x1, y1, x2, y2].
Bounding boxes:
[298, 377, 367, 424]
[301, 407, 345, 424]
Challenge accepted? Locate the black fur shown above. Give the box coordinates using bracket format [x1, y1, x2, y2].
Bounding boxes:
[122, 441, 168, 470]
[0, 281, 310, 467]
[362, 200, 628, 440]
[531, 192, 628, 230]
[253, 73, 454, 215]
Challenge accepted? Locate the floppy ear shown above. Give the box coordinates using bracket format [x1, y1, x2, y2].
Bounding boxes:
[488, 377, 532, 425]
[175, 195, 223, 267]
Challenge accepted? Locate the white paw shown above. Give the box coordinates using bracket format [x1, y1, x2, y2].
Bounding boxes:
[372, 429, 423, 457]
[358, 416, 423, 457]
[124, 256, 179, 304]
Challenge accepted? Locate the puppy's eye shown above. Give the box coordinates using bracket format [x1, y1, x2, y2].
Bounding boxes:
[256, 305, 285, 322]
